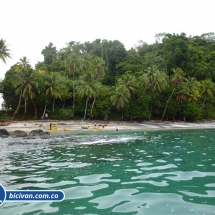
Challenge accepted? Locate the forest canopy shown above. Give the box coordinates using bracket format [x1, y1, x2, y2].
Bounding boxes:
[1, 32, 215, 121]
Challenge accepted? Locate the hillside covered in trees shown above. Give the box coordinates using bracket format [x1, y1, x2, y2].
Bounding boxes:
[1, 32, 215, 121]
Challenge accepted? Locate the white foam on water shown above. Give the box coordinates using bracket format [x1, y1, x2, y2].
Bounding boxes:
[79, 136, 145, 145]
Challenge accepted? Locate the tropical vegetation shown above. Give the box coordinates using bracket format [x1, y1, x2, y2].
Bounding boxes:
[1, 32, 215, 121]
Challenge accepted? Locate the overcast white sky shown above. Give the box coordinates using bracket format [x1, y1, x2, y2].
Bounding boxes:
[1, 0, 215, 80]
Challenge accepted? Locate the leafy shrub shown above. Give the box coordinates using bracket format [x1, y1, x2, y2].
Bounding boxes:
[48, 108, 73, 120]
[182, 103, 202, 121]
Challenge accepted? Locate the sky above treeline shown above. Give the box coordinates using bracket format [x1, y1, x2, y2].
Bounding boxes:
[1, 0, 215, 81]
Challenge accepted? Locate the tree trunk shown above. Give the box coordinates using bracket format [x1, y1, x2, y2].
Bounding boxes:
[149, 94, 156, 120]
[130, 96, 133, 120]
[22, 98, 27, 119]
[161, 88, 175, 121]
[90, 98, 96, 118]
[121, 109, 124, 120]
[84, 98, 89, 120]
[32, 100, 37, 119]
[104, 105, 112, 120]
[41, 105, 47, 119]
[203, 97, 206, 107]
[11, 89, 22, 119]
[52, 98, 55, 112]
[149, 106, 152, 120]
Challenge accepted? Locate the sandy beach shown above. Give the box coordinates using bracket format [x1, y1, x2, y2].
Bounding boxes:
[2, 120, 215, 134]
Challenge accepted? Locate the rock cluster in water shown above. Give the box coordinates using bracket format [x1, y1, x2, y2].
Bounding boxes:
[0, 129, 50, 139]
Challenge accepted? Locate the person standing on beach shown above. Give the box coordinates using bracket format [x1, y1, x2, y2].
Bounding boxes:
[116, 127, 118, 131]
[50, 123, 52, 130]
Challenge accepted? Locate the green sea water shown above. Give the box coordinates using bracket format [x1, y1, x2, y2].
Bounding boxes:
[0, 129, 215, 215]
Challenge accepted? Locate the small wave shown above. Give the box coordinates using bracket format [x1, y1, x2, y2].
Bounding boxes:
[0, 134, 146, 146]
[79, 136, 141, 145]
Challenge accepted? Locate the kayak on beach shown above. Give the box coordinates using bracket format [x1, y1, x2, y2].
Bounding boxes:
[47, 127, 58, 131]
[62, 127, 70, 131]
[81, 125, 90, 129]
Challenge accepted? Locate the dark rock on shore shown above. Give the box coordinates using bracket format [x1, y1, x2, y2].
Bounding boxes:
[28, 129, 50, 136]
[9, 130, 28, 137]
[0, 129, 50, 139]
[0, 129, 10, 136]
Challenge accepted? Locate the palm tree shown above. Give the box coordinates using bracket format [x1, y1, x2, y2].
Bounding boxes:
[109, 85, 130, 109]
[91, 57, 106, 81]
[200, 79, 214, 106]
[117, 72, 137, 96]
[108, 85, 130, 119]
[117, 73, 138, 120]
[76, 73, 98, 120]
[90, 83, 100, 118]
[14, 69, 39, 119]
[11, 57, 31, 119]
[15, 57, 30, 72]
[45, 72, 64, 112]
[90, 57, 106, 118]
[183, 76, 200, 102]
[0, 39, 11, 64]
[142, 65, 168, 93]
[188, 90, 201, 102]
[176, 86, 187, 103]
[141, 65, 168, 120]
[175, 77, 200, 104]
[67, 53, 79, 118]
[161, 68, 185, 120]
[80, 53, 91, 72]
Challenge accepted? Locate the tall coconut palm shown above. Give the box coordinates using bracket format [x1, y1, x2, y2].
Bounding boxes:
[161, 67, 185, 120]
[117, 73, 137, 96]
[141, 65, 168, 120]
[14, 69, 39, 119]
[142, 65, 168, 93]
[11, 57, 31, 119]
[200, 79, 214, 106]
[45, 72, 64, 112]
[0, 39, 11, 64]
[15, 56, 30, 72]
[90, 82, 100, 118]
[91, 57, 106, 81]
[175, 77, 200, 103]
[80, 53, 91, 73]
[108, 85, 130, 119]
[117, 73, 137, 120]
[183, 76, 200, 102]
[176, 86, 187, 103]
[76, 73, 98, 120]
[188, 89, 201, 102]
[90, 57, 106, 118]
[67, 53, 79, 118]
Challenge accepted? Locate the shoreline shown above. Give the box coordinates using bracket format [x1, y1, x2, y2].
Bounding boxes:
[1, 120, 215, 135]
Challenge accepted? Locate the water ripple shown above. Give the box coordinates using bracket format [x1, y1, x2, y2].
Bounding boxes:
[1, 130, 215, 214]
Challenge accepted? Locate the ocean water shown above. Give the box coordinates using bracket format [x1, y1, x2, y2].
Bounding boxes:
[0, 129, 215, 215]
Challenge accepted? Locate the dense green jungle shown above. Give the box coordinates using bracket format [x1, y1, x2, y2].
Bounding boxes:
[1, 32, 215, 121]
